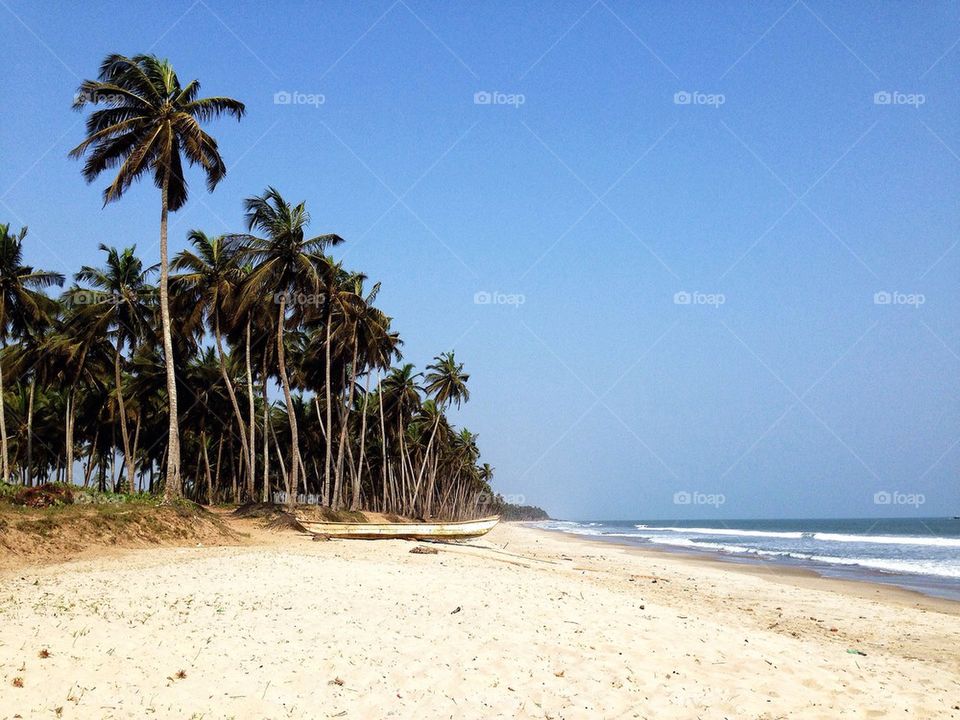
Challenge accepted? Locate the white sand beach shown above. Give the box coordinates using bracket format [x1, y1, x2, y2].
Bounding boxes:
[2, 522, 959, 719]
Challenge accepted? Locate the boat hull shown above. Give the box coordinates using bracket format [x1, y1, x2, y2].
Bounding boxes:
[298, 515, 500, 540]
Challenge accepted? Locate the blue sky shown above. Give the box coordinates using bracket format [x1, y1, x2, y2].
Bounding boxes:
[2, 1, 959, 519]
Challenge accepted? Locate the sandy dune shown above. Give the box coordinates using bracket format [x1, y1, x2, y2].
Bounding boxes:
[1, 522, 958, 719]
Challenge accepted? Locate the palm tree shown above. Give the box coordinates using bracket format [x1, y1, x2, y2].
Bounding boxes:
[172, 230, 253, 500]
[424, 351, 470, 408]
[69, 53, 245, 499]
[381, 364, 424, 514]
[70, 244, 156, 493]
[237, 187, 344, 507]
[342, 279, 400, 509]
[419, 351, 470, 515]
[314, 260, 364, 509]
[0, 224, 65, 481]
[478, 462, 494, 484]
[2, 309, 59, 486]
[41, 314, 112, 486]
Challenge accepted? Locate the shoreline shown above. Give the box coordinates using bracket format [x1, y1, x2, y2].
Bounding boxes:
[526, 523, 960, 614]
[529, 519, 960, 603]
[2, 521, 959, 718]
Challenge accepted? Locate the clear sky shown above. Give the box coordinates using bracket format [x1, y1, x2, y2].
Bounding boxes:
[3, 1, 959, 520]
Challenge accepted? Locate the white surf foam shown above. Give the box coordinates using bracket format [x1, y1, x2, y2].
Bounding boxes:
[812, 533, 960, 548]
[638, 525, 805, 539]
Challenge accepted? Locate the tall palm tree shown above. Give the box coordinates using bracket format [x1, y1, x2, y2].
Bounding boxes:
[424, 351, 470, 409]
[172, 230, 252, 500]
[419, 351, 470, 515]
[2, 309, 59, 486]
[70, 244, 156, 493]
[41, 314, 112, 486]
[0, 224, 65, 481]
[315, 260, 364, 509]
[69, 53, 245, 499]
[381, 364, 424, 514]
[237, 187, 344, 507]
[342, 279, 400, 510]
[478, 462, 494, 484]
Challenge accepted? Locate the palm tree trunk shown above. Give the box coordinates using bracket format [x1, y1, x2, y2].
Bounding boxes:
[114, 343, 135, 493]
[398, 417, 410, 514]
[312, 459, 322, 504]
[26, 376, 35, 486]
[426, 451, 439, 518]
[270, 419, 289, 501]
[261, 354, 270, 503]
[214, 315, 251, 500]
[214, 437, 223, 502]
[0, 337, 8, 482]
[377, 382, 389, 512]
[83, 427, 98, 487]
[413, 416, 441, 513]
[65, 392, 74, 485]
[245, 316, 256, 501]
[109, 420, 116, 491]
[159, 170, 182, 499]
[333, 342, 359, 510]
[323, 303, 334, 506]
[352, 372, 372, 511]
[131, 414, 141, 492]
[275, 293, 299, 509]
[202, 430, 213, 504]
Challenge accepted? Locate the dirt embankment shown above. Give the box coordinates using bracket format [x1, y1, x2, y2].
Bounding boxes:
[0, 485, 417, 571]
[0, 499, 241, 570]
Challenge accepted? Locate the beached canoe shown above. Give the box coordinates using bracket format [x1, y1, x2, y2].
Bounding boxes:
[298, 515, 499, 540]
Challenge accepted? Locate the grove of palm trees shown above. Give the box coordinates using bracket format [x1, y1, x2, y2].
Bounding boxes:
[0, 53, 517, 521]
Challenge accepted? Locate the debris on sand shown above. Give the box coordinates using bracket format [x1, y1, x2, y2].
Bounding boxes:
[233, 502, 308, 533]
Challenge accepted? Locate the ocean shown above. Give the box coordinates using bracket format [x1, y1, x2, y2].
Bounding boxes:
[534, 518, 960, 600]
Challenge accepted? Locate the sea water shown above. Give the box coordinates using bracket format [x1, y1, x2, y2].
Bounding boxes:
[534, 518, 960, 600]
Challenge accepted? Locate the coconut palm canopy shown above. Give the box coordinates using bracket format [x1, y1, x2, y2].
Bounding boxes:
[69, 53, 246, 500]
[0, 54, 502, 519]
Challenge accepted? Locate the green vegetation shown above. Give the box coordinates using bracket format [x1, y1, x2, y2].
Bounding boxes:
[0, 53, 528, 522]
[493, 499, 550, 521]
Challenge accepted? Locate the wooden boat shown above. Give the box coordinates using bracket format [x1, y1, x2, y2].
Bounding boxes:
[298, 515, 500, 540]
